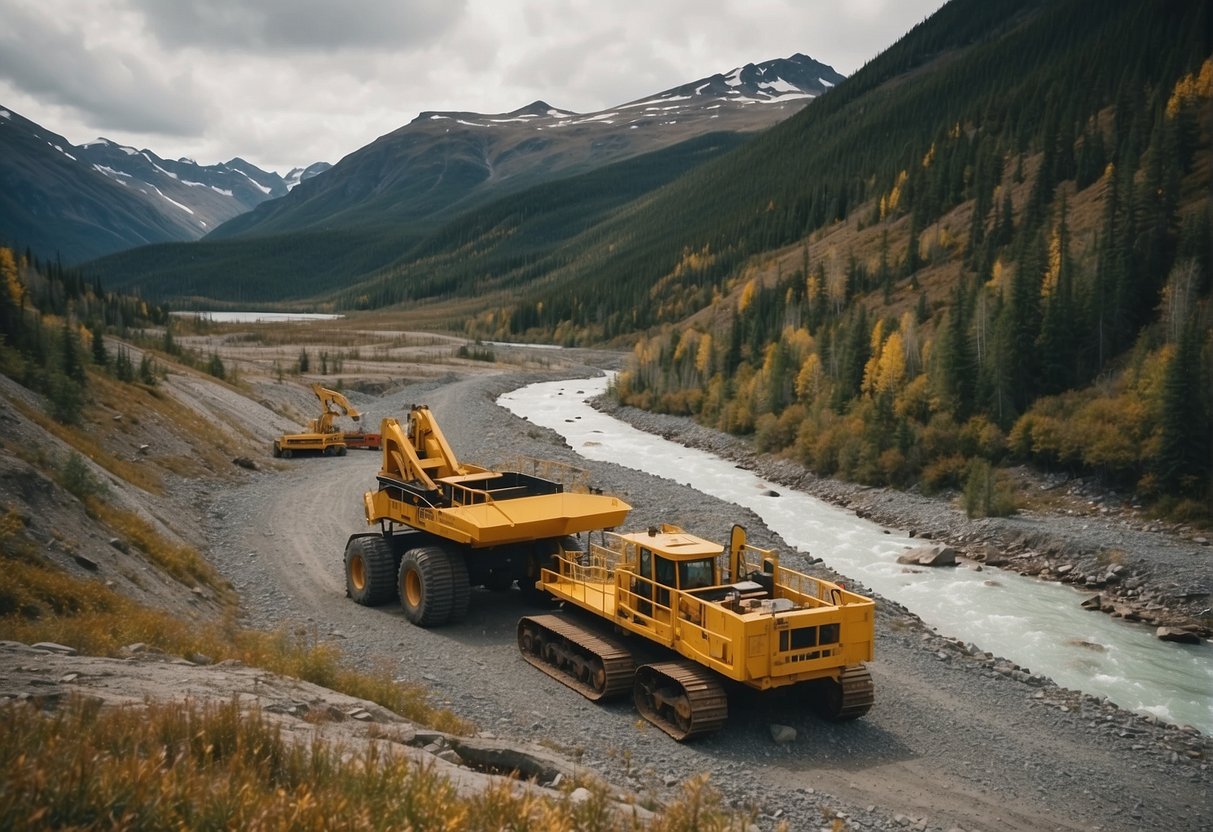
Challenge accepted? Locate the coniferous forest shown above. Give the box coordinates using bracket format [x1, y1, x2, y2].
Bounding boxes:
[0, 246, 170, 423]
[598, 0, 1212, 513]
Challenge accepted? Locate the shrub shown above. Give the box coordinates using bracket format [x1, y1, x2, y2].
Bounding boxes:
[963, 459, 1017, 518]
[46, 371, 85, 425]
[59, 452, 106, 501]
[921, 453, 968, 494]
[206, 352, 226, 380]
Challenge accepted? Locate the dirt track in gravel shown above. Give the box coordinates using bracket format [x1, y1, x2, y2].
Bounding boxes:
[200, 367, 1211, 832]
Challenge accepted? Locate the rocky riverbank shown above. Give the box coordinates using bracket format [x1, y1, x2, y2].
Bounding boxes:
[593, 397, 1213, 641]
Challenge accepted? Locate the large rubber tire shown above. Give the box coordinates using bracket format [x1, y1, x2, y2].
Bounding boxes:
[337, 445, 347, 456]
[280, 448, 293, 459]
[521, 535, 581, 605]
[323, 445, 336, 457]
[345, 536, 396, 606]
[398, 545, 469, 627]
[448, 551, 471, 624]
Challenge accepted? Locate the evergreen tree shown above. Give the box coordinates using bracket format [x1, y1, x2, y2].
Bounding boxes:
[1155, 319, 1211, 496]
[139, 354, 157, 385]
[91, 324, 108, 366]
[1036, 198, 1080, 393]
[0, 247, 20, 345]
[1005, 232, 1045, 414]
[114, 346, 134, 382]
[61, 321, 86, 386]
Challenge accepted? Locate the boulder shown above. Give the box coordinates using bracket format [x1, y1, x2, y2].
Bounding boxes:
[896, 545, 958, 567]
[1156, 627, 1201, 644]
[769, 723, 797, 744]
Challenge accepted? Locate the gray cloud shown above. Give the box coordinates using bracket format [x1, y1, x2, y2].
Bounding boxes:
[129, 0, 467, 52]
[0, 0, 946, 172]
[0, 1, 212, 136]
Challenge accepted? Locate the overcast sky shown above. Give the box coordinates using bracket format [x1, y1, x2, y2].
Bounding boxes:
[0, 0, 947, 175]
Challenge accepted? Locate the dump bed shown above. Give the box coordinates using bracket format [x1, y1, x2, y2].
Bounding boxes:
[365, 478, 630, 547]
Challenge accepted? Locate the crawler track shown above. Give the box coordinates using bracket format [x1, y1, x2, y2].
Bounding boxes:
[836, 665, 875, 719]
[815, 665, 875, 721]
[633, 660, 728, 741]
[517, 614, 635, 701]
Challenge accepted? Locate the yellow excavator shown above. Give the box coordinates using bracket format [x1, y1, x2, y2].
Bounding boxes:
[517, 524, 875, 740]
[273, 383, 380, 458]
[343, 405, 630, 626]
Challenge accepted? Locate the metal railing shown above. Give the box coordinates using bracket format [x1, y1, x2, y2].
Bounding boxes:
[506, 455, 592, 492]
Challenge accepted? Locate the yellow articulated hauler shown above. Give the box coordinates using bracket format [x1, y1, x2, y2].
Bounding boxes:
[518, 524, 875, 740]
[343, 405, 630, 627]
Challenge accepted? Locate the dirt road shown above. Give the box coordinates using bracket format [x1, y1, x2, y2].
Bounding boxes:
[205, 371, 1211, 832]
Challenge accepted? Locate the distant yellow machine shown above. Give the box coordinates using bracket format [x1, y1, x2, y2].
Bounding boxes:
[273, 383, 380, 458]
[518, 524, 875, 740]
[343, 405, 630, 626]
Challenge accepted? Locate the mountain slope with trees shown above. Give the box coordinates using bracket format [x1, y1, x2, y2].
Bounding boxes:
[588, 0, 1211, 513]
[67, 0, 1213, 513]
[85, 54, 840, 303]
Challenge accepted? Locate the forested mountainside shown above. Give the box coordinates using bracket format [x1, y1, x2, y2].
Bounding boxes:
[592, 0, 1211, 512]
[85, 132, 751, 306]
[26, 0, 1213, 514]
[0, 244, 173, 429]
[84, 54, 832, 303]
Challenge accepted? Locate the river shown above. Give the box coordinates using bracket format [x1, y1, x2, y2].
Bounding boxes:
[498, 375, 1213, 734]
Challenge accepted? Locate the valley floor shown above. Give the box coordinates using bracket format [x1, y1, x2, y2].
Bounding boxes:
[3, 336, 1209, 832]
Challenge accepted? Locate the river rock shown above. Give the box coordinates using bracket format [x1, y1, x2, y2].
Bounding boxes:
[769, 724, 797, 744]
[1156, 627, 1201, 644]
[896, 545, 958, 567]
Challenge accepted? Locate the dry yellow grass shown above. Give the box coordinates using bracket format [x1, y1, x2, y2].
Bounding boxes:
[84, 498, 230, 597]
[0, 696, 737, 831]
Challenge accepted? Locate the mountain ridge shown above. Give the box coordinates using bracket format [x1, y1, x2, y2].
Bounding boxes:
[0, 106, 328, 263]
[204, 52, 842, 243]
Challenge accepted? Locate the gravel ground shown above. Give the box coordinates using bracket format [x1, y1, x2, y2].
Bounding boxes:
[202, 365, 1212, 832]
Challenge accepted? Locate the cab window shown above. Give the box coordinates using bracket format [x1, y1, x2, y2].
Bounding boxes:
[678, 558, 715, 590]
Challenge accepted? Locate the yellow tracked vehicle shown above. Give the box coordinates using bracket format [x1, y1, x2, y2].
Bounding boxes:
[273, 383, 379, 458]
[343, 405, 630, 626]
[518, 524, 875, 740]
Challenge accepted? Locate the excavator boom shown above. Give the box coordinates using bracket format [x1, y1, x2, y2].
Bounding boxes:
[273, 383, 379, 457]
[344, 402, 630, 631]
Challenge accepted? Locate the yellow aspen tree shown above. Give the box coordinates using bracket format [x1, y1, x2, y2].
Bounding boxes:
[875, 331, 907, 396]
[887, 170, 908, 214]
[806, 271, 821, 303]
[796, 353, 824, 402]
[1042, 223, 1063, 298]
[0, 247, 20, 305]
[861, 320, 887, 396]
[1195, 56, 1213, 97]
[987, 258, 1005, 291]
[738, 278, 757, 313]
[673, 328, 696, 363]
[695, 332, 713, 377]
[782, 326, 813, 362]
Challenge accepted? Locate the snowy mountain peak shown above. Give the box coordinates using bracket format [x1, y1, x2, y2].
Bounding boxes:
[410, 54, 842, 134]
